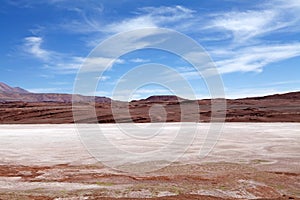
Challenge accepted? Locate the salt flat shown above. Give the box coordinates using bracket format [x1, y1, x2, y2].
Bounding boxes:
[0, 123, 299, 172]
[0, 123, 299, 199]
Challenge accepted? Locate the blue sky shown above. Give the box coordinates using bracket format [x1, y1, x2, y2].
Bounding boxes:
[0, 0, 300, 100]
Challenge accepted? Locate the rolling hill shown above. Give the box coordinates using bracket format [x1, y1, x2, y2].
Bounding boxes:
[0, 82, 299, 123]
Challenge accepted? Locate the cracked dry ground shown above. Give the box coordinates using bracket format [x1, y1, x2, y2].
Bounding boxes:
[0, 162, 299, 200]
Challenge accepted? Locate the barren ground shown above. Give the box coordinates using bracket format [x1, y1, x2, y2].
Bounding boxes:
[0, 123, 299, 200]
[0, 92, 300, 123]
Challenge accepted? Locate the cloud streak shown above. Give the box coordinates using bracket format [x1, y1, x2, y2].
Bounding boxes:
[21, 2, 300, 78]
[202, 1, 300, 74]
[215, 43, 300, 74]
[130, 58, 150, 63]
[22, 36, 84, 74]
[82, 3, 300, 75]
[23, 37, 51, 61]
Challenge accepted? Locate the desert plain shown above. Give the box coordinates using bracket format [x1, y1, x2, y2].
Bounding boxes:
[0, 123, 299, 200]
[0, 85, 299, 199]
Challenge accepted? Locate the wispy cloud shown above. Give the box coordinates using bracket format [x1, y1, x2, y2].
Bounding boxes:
[104, 6, 195, 33]
[43, 56, 125, 74]
[76, 3, 300, 76]
[20, 2, 300, 79]
[130, 58, 150, 63]
[22, 35, 127, 74]
[22, 36, 84, 74]
[209, 10, 279, 42]
[105, 16, 157, 33]
[23, 37, 51, 61]
[206, 0, 300, 43]
[60, 5, 196, 35]
[27, 87, 70, 93]
[202, 1, 300, 74]
[215, 43, 300, 74]
[77, 57, 125, 72]
[43, 56, 84, 74]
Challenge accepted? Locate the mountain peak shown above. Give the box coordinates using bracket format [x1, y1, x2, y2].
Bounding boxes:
[0, 82, 29, 94]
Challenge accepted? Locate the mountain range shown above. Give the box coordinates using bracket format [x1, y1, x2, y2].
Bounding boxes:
[0, 82, 29, 94]
[1, 82, 299, 102]
[0, 82, 299, 123]
[0, 82, 111, 103]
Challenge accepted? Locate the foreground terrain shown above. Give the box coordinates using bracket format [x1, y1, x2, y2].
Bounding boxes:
[0, 123, 299, 199]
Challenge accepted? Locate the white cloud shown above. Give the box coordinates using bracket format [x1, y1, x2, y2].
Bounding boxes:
[43, 56, 125, 74]
[23, 36, 84, 74]
[23, 37, 51, 61]
[90, 28, 171, 61]
[215, 43, 300, 74]
[44, 56, 84, 74]
[105, 16, 157, 33]
[139, 5, 195, 24]
[130, 58, 150, 63]
[27, 87, 68, 93]
[98, 75, 110, 81]
[74, 5, 196, 34]
[21, 3, 300, 85]
[80, 57, 125, 72]
[173, 66, 201, 80]
[200, 1, 300, 74]
[209, 10, 285, 42]
[205, 0, 300, 44]
[60, 20, 99, 34]
[22, 35, 128, 74]
[262, 80, 300, 87]
[273, 0, 300, 10]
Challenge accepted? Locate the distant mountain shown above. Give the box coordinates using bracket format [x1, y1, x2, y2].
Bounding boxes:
[0, 82, 299, 104]
[0, 92, 111, 103]
[0, 82, 29, 94]
[140, 95, 187, 102]
[0, 83, 299, 123]
[0, 82, 111, 103]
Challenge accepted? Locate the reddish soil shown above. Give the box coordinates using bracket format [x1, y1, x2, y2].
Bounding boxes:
[0, 162, 299, 199]
[0, 91, 299, 123]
